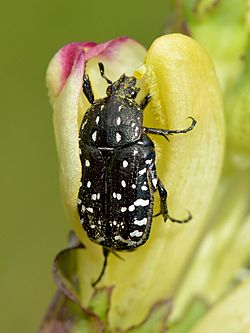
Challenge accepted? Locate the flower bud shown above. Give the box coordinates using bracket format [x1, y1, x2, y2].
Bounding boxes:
[46, 35, 224, 330]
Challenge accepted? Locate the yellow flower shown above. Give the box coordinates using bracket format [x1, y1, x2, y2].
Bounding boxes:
[45, 34, 224, 332]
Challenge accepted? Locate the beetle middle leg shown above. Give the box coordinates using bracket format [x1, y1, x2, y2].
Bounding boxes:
[144, 117, 196, 140]
[155, 179, 192, 223]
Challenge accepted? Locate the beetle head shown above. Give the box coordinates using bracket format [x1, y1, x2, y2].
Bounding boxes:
[107, 74, 140, 99]
[98, 62, 140, 99]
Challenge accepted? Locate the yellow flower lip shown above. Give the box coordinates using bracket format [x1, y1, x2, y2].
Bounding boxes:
[46, 34, 224, 331]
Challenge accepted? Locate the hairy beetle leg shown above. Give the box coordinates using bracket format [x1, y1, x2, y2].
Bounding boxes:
[82, 73, 95, 104]
[92, 248, 125, 287]
[140, 93, 152, 110]
[92, 247, 110, 287]
[98, 62, 113, 84]
[155, 179, 192, 224]
[143, 117, 196, 139]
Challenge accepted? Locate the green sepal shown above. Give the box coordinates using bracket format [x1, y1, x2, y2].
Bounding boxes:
[88, 287, 113, 328]
[125, 300, 172, 333]
[38, 232, 107, 333]
[38, 290, 104, 333]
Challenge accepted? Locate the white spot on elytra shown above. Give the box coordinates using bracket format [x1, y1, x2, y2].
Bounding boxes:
[121, 207, 127, 212]
[152, 178, 158, 188]
[133, 149, 138, 155]
[130, 230, 143, 237]
[113, 220, 117, 226]
[114, 235, 134, 245]
[123, 160, 128, 168]
[81, 205, 86, 213]
[97, 193, 100, 200]
[113, 192, 117, 199]
[118, 105, 122, 111]
[82, 119, 87, 128]
[87, 181, 91, 188]
[85, 160, 90, 167]
[135, 126, 139, 132]
[117, 193, 122, 200]
[134, 218, 147, 226]
[92, 131, 97, 141]
[91, 194, 97, 200]
[121, 180, 126, 187]
[141, 185, 148, 191]
[78, 198, 82, 204]
[90, 224, 96, 229]
[80, 219, 84, 224]
[134, 199, 149, 207]
[139, 168, 147, 175]
[132, 184, 136, 189]
[131, 123, 135, 127]
[116, 117, 121, 125]
[145, 159, 152, 164]
[95, 116, 100, 124]
[116, 132, 121, 142]
[86, 207, 93, 213]
[100, 105, 104, 110]
[128, 204, 135, 212]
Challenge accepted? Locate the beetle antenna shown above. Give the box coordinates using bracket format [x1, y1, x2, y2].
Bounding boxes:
[98, 62, 112, 85]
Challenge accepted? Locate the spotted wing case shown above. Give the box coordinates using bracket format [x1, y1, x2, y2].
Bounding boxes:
[78, 132, 158, 251]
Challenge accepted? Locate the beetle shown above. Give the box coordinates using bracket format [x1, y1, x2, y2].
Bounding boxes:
[78, 62, 196, 286]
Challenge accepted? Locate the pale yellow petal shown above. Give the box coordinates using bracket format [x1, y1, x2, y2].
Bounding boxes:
[107, 34, 224, 330]
[190, 278, 250, 333]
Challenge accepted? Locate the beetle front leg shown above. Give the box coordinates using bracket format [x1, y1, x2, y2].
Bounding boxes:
[155, 179, 192, 224]
[82, 72, 95, 104]
[144, 117, 196, 140]
[140, 93, 152, 110]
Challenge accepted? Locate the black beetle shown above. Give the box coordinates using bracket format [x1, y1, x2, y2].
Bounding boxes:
[78, 62, 196, 286]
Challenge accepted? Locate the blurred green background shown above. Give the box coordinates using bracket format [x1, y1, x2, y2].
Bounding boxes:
[0, 1, 169, 331]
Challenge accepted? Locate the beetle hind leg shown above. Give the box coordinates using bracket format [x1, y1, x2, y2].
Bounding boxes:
[92, 248, 125, 287]
[155, 179, 192, 224]
[92, 247, 109, 287]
